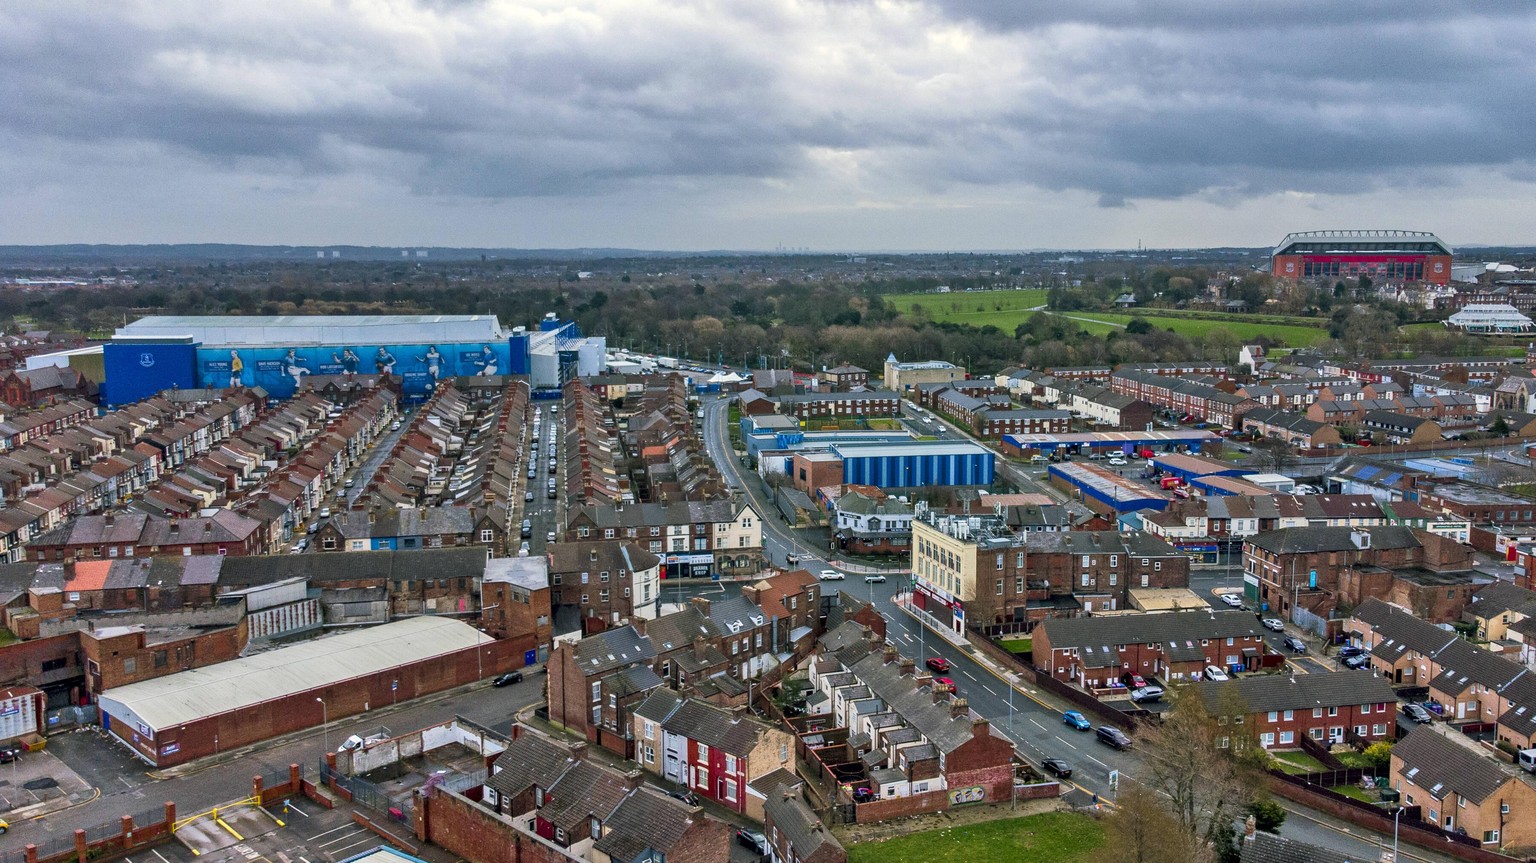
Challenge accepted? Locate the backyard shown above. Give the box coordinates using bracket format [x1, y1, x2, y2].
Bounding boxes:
[848, 811, 1104, 863]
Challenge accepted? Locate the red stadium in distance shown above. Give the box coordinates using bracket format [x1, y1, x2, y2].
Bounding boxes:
[1271, 229, 1452, 284]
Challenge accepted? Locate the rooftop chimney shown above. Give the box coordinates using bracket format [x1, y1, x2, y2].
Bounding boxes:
[949, 697, 969, 719]
[882, 645, 899, 665]
[899, 658, 915, 676]
[693, 636, 708, 661]
[690, 597, 711, 615]
[570, 742, 589, 761]
[623, 769, 645, 790]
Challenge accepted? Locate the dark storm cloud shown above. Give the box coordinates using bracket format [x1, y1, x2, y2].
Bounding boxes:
[2, 0, 1535, 216]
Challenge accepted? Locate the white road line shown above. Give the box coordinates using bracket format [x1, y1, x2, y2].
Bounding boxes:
[150, 849, 174, 863]
[1029, 718, 1047, 731]
[330, 837, 376, 857]
[307, 825, 360, 842]
[319, 830, 369, 849]
[981, 684, 997, 696]
[284, 799, 310, 817]
[959, 669, 978, 681]
[1081, 753, 1108, 769]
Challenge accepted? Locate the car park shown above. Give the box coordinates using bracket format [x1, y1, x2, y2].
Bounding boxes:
[1203, 665, 1230, 681]
[1403, 703, 1433, 724]
[864, 574, 886, 583]
[1130, 685, 1164, 703]
[926, 657, 952, 673]
[1262, 618, 1285, 632]
[1097, 726, 1133, 750]
[1041, 757, 1073, 778]
[493, 671, 524, 687]
[1284, 636, 1307, 653]
[818, 569, 845, 581]
[1220, 593, 1243, 607]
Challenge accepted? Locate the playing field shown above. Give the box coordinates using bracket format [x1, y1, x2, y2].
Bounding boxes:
[886, 289, 1051, 331]
[1050, 311, 1334, 347]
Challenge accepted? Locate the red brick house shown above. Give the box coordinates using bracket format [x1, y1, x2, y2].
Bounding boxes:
[1034, 609, 1272, 688]
[631, 689, 795, 818]
[1194, 671, 1398, 748]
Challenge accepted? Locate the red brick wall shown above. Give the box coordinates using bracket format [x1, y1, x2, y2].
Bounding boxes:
[417, 787, 521, 863]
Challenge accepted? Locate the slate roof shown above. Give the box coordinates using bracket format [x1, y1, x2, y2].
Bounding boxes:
[1394, 728, 1520, 804]
[1195, 671, 1395, 715]
[539, 760, 634, 832]
[1470, 581, 1536, 620]
[847, 651, 983, 754]
[592, 789, 700, 861]
[1039, 609, 1265, 654]
[1245, 526, 1421, 555]
[634, 690, 779, 756]
[485, 730, 579, 799]
[763, 785, 844, 863]
[1240, 831, 1354, 863]
[571, 624, 657, 675]
[217, 547, 487, 587]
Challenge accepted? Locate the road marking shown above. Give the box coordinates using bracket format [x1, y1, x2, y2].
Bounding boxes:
[307, 825, 359, 842]
[284, 799, 310, 817]
[959, 669, 977, 681]
[150, 849, 173, 863]
[1029, 718, 1047, 730]
[1081, 753, 1108, 769]
[981, 684, 997, 696]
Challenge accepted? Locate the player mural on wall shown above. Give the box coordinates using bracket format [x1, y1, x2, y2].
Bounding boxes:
[473, 345, 498, 376]
[333, 348, 361, 374]
[417, 345, 443, 383]
[375, 346, 397, 375]
[228, 350, 244, 388]
[283, 349, 310, 389]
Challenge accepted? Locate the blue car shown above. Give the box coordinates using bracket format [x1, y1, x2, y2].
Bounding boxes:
[1063, 711, 1091, 731]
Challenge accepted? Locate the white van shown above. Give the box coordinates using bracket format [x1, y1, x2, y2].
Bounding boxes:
[1520, 748, 1536, 773]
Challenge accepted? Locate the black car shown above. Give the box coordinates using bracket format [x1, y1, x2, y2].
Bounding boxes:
[1041, 757, 1073, 778]
[1403, 703, 1433, 724]
[492, 671, 524, 687]
[1337, 645, 1366, 658]
[735, 828, 770, 856]
[1342, 654, 1370, 670]
[1284, 636, 1307, 654]
[667, 789, 700, 806]
[1096, 726, 1133, 750]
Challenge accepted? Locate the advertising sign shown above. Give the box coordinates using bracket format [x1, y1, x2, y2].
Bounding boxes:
[197, 341, 512, 398]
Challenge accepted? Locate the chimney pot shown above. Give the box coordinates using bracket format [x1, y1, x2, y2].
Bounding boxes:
[950, 697, 969, 718]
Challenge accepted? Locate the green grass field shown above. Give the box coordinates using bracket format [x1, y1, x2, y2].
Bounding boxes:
[848, 812, 1104, 863]
[886, 289, 1051, 332]
[1270, 751, 1327, 775]
[998, 637, 1032, 654]
[1044, 311, 1334, 347]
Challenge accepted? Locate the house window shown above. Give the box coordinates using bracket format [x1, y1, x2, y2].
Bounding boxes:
[725, 753, 738, 774]
[723, 778, 738, 802]
[1309, 728, 1324, 740]
[536, 786, 546, 806]
[123, 657, 137, 674]
[1484, 831, 1500, 844]
[643, 744, 655, 764]
[1279, 731, 1294, 745]
[578, 527, 590, 537]
[697, 743, 709, 762]
[591, 682, 602, 702]
[996, 579, 1004, 595]
[480, 529, 494, 542]
[601, 571, 610, 582]
[604, 529, 615, 539]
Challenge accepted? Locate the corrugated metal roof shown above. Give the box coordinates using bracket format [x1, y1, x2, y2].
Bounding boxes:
[98, 617, 488, 730]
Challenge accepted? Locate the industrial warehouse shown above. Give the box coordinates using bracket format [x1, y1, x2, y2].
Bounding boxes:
[96, 617, 523, 767]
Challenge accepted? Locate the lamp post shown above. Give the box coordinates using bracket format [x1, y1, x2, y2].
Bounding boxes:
[315, 696, 328, 752]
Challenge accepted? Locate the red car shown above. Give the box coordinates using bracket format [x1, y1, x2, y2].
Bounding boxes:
[934, 677, 956, 693]
[1121, 672, 1146, 689]
[925, 657, 951, 673]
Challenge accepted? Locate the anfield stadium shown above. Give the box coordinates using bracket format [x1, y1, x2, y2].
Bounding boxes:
[1271, 230, 1452, 284]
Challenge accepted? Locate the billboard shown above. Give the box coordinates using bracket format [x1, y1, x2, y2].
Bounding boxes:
[103, 342, 198, 405]
[196, 341, 513, 399]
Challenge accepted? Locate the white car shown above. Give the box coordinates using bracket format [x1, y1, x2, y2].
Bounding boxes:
[1261, 618, 1285, 632]
[1203, 665, 1230, 681]
[1108, 457, 1127, 467]
[1220, 593, 1243, 607]
[819, 570, 846, 581]
[864, 574, 887, 584]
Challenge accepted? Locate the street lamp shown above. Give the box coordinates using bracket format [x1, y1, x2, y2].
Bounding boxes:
[315, 696, 329, 752]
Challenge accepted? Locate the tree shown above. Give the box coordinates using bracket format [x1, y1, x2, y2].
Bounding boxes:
[1251, 437, 1294, 473]
[1490, 415, 1511, 437]
[1361, 740, 1394, 771]
[1098, 784, 1208, 863]
[1126, 317, 1153, 335]
[1246, 797, 1287, 832]
[1141, 689, 1262, 849]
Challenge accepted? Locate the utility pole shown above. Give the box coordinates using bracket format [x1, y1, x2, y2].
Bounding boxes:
[315, 697, 329, 753]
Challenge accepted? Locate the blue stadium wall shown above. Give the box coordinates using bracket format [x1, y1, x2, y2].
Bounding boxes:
[103, 343, 199, 406]
[192, 342, 513, 400]
[840, 452, 994, 488]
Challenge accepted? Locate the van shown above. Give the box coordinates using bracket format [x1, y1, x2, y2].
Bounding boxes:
[1520, 749, 1536, 773]
[1096, 726, 1133, 750]
[1029, 454, 1048, 465]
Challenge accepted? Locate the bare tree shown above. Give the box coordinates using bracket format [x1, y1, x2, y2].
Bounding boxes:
[1139, 688, 1263, 849]
[1098, 784, 1208, 863]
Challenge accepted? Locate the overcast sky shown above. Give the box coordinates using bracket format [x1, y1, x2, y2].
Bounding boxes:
[4, 1, 1536, 251]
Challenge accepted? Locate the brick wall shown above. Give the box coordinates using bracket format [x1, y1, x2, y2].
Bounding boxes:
[416, 786, 523, 863]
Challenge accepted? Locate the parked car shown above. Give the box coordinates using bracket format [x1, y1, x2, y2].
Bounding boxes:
[521, 519, 532, 538]
[735, 829, 770, 857]
[933, 677, 956, 693]
[1337, 645, 1366, 658]
[1062, 710, 1092, 731]
[818, 569, 845, 581]
[344, 478, 355, 488]
[1342, 654, 1370, 670]
[1108, 457, 1127, 467]
[1220, 593, 1243, 607]
[1097, 726, 1133, 750]
[1041, 757, 1073, 778]
[864, 574, 887, 583]
[493, 671, 524, 687]
[1284, 636, 1307, 653]
[1203, 665, 1230, 681]
[1130, 685, 1165, 703]
[1403, 703, 1433, 724]
[667, 789, 700, 806]
[925, 657, 952, 673]
[851, 787, 876, 803]
[1261, 618, 1285, 632]
[547, 531, 556, 543]
[1121, 672, 1147, 689]
[290, 539, 309, 553]
[525, 490, 535, 502]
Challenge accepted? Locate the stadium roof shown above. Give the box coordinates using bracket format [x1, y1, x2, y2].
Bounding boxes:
[1273, 230, 1450, 257]
[97, 616, 489, 731]
[115, 314, 505, 346]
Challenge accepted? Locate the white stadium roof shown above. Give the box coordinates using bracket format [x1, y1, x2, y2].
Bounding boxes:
[98, 616, 490, 731]
[114, 314, 505, 347]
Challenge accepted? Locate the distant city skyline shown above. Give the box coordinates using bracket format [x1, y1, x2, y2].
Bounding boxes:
[4, 3, 1536, 250]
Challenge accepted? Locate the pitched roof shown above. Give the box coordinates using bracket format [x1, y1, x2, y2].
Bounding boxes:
[540, 760, 634, 831]
[570, 624, 657, 675]
[1244, 526, 1421, 555]
[592, 788, 701, 861]
[763, 785, 843, 862]
[1240, 831, 1354, 863]
[1195, 671, 1395, 715]
[485, 730, 580, 799]
[1038, 609, 1265, 654]
[1394, 728, 1521, 803]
